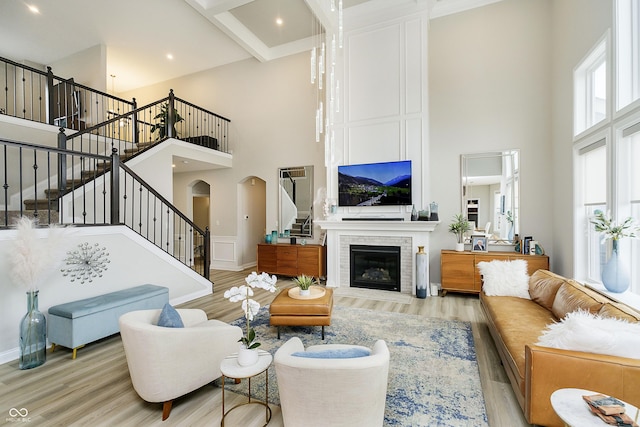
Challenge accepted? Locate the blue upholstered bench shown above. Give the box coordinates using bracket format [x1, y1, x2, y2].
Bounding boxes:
[48, 284, 169, 359]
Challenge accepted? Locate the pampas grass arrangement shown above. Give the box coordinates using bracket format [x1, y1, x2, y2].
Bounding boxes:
[9, 217, 68, 292]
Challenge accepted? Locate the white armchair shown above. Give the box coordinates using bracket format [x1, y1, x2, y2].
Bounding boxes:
[274, 337, 390, 427]
[118, 308, 242, 420]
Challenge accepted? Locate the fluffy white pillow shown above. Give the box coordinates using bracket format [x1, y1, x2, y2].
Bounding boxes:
[536, 310, 640, 359]
[477, 259, 530, 299]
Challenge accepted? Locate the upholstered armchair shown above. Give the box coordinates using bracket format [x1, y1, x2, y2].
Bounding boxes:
[118, 309, 242, 420]
[274, 337, 390, 427]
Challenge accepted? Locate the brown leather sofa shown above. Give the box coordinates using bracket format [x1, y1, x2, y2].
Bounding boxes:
[480, 269, 640, 427]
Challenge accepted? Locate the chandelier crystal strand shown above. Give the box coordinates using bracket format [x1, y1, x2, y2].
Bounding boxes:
[311, 48, 317, 84]
[338, 0, 343, 48]
[61, 242, 110, 284]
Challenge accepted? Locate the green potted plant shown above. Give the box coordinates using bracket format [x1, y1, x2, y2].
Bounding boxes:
[150, 103, 184, 140]
[293, 274, 315, 296]
[449, 213, 471, 252]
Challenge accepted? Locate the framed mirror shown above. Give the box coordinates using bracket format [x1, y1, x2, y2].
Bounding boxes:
[461, 150, 519, 244]
[279, 165, 314, 238]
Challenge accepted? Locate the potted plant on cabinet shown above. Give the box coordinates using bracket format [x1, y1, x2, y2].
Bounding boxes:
[293, 274, 315, 297]
[449, 214, 471, 252]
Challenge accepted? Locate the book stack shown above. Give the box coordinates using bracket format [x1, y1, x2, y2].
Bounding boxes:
[583, 394, 639, 427]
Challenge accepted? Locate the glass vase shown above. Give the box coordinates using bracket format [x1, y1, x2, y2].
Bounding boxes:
[19, 290, 47, 370]
[601, 240, 630, 293]
[416, 246, 428, 298]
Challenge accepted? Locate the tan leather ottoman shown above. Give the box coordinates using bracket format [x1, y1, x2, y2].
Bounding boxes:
[269, 287, 333, 339]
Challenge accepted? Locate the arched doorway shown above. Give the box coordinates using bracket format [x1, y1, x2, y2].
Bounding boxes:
[191, 180, 210, 232]
[238, 176, 266, 267]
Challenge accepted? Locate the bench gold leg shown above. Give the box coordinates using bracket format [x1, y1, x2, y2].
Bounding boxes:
[50, 343, 56, 353]
[71, 345, 85, 360]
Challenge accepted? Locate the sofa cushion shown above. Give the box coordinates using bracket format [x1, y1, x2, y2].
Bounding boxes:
[537, 310, 640, 359]
[599, 302, 640, 322]
[528, 270, 566, 312]
[481, 295, 556, 396]
[477, 259, 530, 299]
[551, 280, 607, 320]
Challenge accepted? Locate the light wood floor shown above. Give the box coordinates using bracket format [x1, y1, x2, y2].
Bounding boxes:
[0, 269, 531, 426]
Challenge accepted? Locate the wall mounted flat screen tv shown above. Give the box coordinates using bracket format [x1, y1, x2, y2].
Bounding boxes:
[338, 160, 412, 206]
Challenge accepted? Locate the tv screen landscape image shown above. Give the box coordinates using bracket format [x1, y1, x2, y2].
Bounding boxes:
[338, 160, 412, 207]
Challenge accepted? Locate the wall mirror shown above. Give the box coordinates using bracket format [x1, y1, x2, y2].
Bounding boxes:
[461, 150, 519, 244]
[279, 165, 314, 238]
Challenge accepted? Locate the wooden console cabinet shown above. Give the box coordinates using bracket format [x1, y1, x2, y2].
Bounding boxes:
[440, 250, 549, 296]
[257, 243, 326, 278]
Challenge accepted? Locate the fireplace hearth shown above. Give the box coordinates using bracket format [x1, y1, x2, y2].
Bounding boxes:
[350, 245, 401, 292]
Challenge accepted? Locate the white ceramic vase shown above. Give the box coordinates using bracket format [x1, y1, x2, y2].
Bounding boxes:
[455, 242, 465, 252]
[299, 288, 311, 297]
[237, 345, 259, 366]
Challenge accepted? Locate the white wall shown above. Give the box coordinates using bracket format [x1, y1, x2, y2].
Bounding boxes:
[549, 0, 612, 276]
[49, 44, 107, 92]
[429, 0, 554, 282]
[0, 226, 211, 363]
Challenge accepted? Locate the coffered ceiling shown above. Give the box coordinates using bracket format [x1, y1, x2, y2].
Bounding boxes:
[0, 0, 502, 93]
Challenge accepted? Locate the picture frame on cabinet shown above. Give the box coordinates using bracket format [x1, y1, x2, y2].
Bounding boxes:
[471, 235, 487, 252]
[319, 231, 327, 246]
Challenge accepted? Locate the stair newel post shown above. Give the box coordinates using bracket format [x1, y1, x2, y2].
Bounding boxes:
[57, 128, 67, 194]
[110, 148, 120, 225]
[45, 67, 55, 125]
[131, 98, 139, 145]
[167, 89, 176, 139]
[204, 227, 211, 281]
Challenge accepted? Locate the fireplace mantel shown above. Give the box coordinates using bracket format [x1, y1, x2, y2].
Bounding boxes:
[316, 220, 439, 233]
[316, 220, 440, 294]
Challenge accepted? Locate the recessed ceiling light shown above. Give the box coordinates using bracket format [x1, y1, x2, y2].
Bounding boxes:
[172, 164, 176, 168]
[27, 4, 40, 14]
[166, 53, 174, 60]
[276, 17, 283, 26]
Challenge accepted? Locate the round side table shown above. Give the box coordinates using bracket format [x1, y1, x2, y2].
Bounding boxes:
[220, 350, 273, 426]
[551, 388, 639, 427]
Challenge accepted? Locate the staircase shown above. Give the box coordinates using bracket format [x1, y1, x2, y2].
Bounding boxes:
[22, 142, 154, 212]
[290, 216, 311, 235]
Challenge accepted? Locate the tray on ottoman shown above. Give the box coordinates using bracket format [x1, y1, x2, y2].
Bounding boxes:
[270, 286, 333, 339]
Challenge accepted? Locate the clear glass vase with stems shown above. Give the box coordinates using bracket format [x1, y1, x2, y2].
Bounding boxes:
[19, 290, 47, 369]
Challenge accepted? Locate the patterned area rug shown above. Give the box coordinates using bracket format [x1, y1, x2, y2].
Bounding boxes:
[221, 305, 488, 427]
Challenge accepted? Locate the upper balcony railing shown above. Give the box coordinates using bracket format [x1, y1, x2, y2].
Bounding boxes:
[0, 55, 135, 129]
[61, 90, 230, 160]
[0, 56, 230, 156]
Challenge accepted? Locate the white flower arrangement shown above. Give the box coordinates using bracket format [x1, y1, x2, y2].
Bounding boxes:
[9, 217, 68, 292]
[224, 271, 278, 349]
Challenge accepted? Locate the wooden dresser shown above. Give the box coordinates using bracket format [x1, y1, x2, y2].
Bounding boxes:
[257, 243, 326, 278]
[440, 249, 549, 296]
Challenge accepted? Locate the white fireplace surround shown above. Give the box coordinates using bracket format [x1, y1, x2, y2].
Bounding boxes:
[316, 220, 439, 295]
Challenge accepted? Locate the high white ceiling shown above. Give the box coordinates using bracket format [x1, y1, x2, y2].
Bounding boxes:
[0, 0, 502, 93]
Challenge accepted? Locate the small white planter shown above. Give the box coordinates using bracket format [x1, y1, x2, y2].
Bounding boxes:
[455, 242, 465, 252]
[237, 345, 259, 366]
[299, 288, 311, 297]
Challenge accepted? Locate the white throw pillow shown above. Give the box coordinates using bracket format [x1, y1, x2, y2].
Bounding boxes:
[536, 310, 640, 359]
[477, 259, 530, 299]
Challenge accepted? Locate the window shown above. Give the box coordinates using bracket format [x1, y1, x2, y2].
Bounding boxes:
[575, 137, 607, 284]
[574, 2, 640, 297]
[616, 0, 640, 111]
[574, 36, 608, 136]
